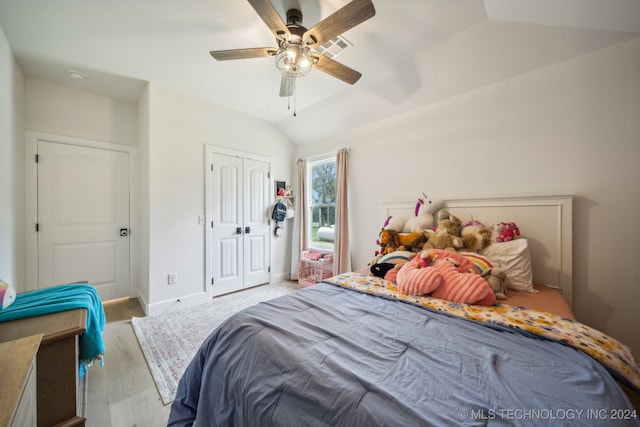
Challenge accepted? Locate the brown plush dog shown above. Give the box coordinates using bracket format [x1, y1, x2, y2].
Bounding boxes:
[379, 229, 428, 254]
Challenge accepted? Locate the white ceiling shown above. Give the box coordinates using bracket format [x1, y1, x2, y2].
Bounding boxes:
[1, 0, 639, 144]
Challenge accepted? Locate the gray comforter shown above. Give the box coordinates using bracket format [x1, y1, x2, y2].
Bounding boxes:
[168, 283, 638, 426]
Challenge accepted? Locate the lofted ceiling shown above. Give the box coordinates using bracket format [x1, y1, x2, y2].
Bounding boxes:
[1, 0, 639, 144]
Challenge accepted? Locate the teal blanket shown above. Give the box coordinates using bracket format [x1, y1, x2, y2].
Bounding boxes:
[0, 283, 105, 376]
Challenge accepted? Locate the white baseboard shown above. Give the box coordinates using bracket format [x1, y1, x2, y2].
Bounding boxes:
[145, 291, 210, 316]
[134, 289, 149, 316]
[140, 275, 293, 317]
[271, 272, 291, 283]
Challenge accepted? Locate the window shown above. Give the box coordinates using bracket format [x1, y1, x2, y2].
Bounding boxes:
[307, 157, 336, 250]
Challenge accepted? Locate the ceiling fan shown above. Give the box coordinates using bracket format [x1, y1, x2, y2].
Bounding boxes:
[210, 0, 376, 97]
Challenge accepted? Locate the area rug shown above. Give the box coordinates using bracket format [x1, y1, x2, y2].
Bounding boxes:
[131, 281, 299, 405]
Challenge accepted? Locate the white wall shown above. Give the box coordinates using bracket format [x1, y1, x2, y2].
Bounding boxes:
[137, 85, 151, 309]
[298, 37, 640, 356]
[19, 78, 295, 314]
[24, 78, 138, 146]
[143, 84, 295, 314]
[0, 26, 24, 288]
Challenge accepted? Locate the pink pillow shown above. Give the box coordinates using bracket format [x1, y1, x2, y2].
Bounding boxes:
[430, 261, 496, 306]
[396, 258, 443, 295]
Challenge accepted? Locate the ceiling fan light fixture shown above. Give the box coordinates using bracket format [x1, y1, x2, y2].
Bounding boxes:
[275, 42, 313, 77]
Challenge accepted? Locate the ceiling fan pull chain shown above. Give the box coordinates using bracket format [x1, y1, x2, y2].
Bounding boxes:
[293, 91, 297, 117]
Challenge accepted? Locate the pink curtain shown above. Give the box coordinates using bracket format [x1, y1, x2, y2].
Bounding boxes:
[333, 149, 351, 274]
[290, 159, 307, 280]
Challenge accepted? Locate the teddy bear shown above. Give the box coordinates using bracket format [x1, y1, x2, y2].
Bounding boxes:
[495, 221, 520, 242]
[422, 211, 463, 252]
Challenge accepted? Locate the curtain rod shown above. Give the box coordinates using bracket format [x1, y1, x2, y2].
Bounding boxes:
[303, 148, 350, 163]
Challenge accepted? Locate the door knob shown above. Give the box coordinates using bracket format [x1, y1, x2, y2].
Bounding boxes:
[120, 228, 129, 237]
[236, 227, 242, 234]
[245, 226, 251, 234]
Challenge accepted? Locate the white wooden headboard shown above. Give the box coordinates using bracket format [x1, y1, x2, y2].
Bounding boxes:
[383, 195, 574, 306]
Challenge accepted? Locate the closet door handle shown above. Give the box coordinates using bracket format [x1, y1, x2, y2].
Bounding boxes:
[245, 226, 251, 234]
[236, 227, 242, 234]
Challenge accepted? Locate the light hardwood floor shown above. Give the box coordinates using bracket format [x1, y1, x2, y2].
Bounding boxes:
[87, 298, 172, 427]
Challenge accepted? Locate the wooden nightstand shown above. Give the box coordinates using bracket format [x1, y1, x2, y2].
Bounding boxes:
[0, 334, 42, 427]
[0, 309, 87, 427]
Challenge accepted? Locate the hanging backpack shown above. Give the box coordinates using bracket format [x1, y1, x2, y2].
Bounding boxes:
[271, 201, 287, 222]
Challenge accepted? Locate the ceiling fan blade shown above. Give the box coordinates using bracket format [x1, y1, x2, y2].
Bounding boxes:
[247, 0, 290, 39]
[312, 53, 362, 85]
[304, 0, 375, 47]
[279, 74, 296, 97]
[210, 47, 277, 61]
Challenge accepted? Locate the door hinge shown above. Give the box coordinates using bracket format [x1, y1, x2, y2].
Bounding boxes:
[211, 164, 213, 171]
[211, 221, 214, 228]
[35, 223, 39, 232]
[268, 266, 271, 273]
[35, 154, 39, 163]
[268, 172, 270, 179]
[211, 278, 214, 285]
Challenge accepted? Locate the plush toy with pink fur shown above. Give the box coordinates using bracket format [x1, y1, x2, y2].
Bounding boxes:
[396, 249, 496, 306]
[496, 221, 520, 242]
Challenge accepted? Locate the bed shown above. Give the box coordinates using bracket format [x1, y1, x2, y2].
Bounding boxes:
[168, 195, 640, 426]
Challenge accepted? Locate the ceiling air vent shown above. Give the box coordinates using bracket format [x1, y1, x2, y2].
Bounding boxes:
[314, 35, 353, 59]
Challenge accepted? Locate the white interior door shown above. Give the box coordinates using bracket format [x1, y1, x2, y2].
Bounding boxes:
[243, 158, 271, 288]
[37, 141, 131, 301]
[211, 153, 244, 295]
[209, 151, 270, 296]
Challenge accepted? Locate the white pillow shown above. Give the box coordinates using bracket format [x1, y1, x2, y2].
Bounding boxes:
[481, 239, 534, 292]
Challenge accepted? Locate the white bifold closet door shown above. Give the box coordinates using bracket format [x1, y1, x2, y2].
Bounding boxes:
[208, 150, 271, 296]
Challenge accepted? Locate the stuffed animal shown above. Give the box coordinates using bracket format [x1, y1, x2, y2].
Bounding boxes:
[385, 215, 409, 233]
[378, 229, 428, 254]
[496, 221, 520, 242]
[370, 262, 397, 278]
[369, 250, 417, 281]
[419, 249, 477, 273]
[490, 223, 504, 242]
[482, 268, 507, 299]
[431, 260, 496, 306]
[402, 193, 443, 233]
[384, 197, 416, 232]
[460, 227, 492, 252]
[461, 216, 484, 232]
[385, 193, 441, 233]
[422, 212, 463, 252]
[396, 250, 496, 306]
